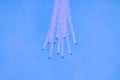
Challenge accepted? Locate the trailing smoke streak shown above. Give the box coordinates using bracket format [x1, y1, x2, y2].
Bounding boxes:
[42, 0, 77, 58]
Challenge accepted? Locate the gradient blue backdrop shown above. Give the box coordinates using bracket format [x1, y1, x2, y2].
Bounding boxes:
[0, 0, 120, 80]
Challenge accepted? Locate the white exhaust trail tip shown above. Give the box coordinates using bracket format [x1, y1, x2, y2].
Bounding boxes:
[42, 0, 77, 58]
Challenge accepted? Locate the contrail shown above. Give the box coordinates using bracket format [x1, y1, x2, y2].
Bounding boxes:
[42, 0, 77, 59]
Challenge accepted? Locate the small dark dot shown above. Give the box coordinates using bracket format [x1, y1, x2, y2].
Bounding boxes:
[53, 42, 55, 44]
[63, 37, 66, 39]
[75, 43, 77, 45]
[70, 53, 72, 55]
[62, 56, 64, 59]
[48, 57, 51, 59]
[47, 42, 50, 44]
[41, 49, 44, 51]
[56, 37, 58, 39]
[57, 53, 59, 55]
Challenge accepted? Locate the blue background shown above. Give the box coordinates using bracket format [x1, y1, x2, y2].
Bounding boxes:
[0, 0, 120, 80]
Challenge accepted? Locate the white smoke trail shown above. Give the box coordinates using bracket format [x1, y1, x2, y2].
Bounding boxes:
[42, 0, 77, 58]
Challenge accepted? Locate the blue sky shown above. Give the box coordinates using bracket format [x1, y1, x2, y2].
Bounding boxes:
[0, 0, 120, 80]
